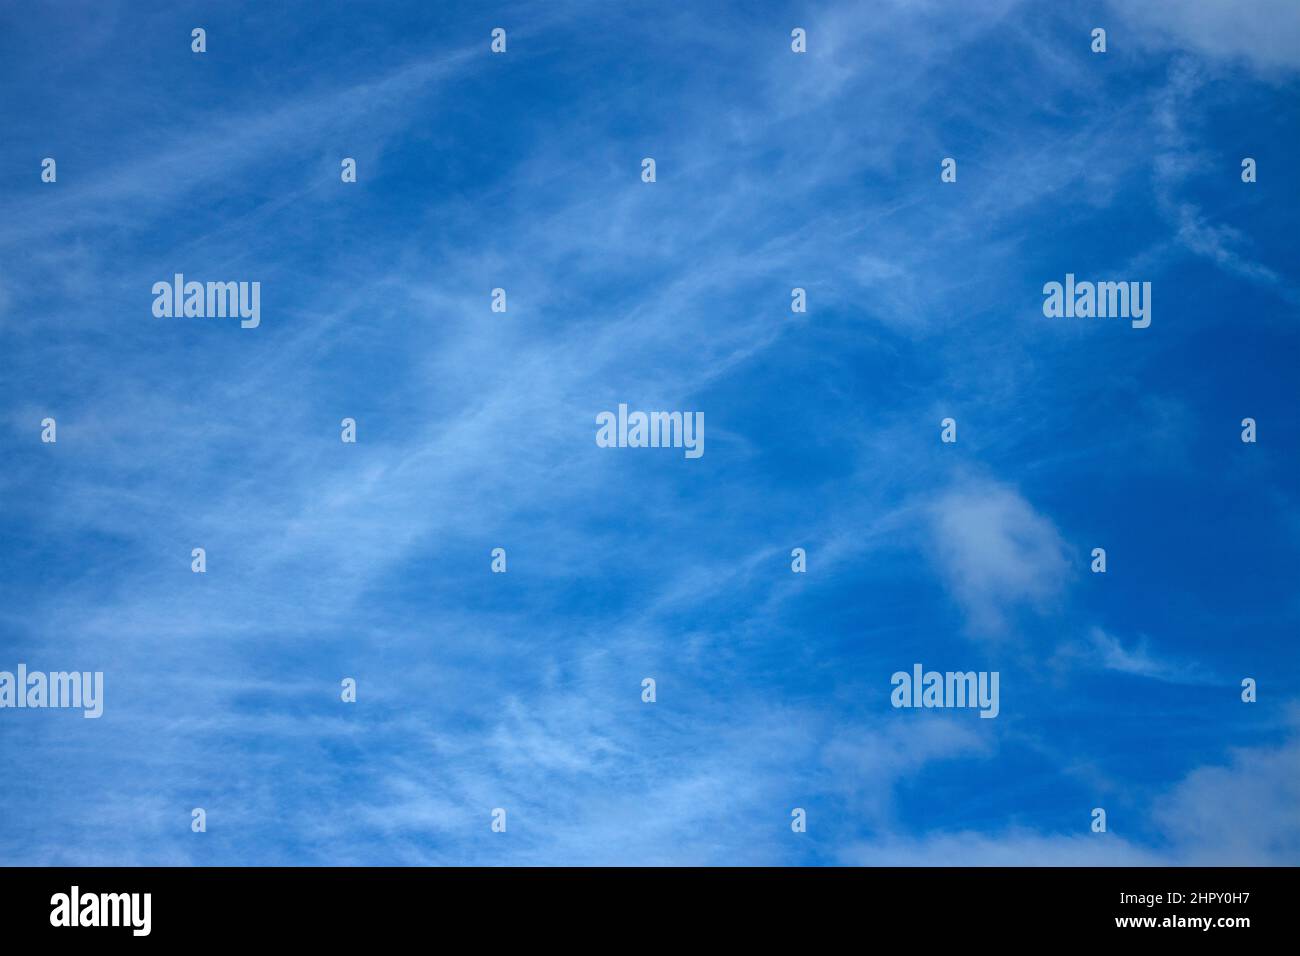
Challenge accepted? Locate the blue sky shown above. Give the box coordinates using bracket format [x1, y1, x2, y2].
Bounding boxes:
[1, 0, 1297, 865]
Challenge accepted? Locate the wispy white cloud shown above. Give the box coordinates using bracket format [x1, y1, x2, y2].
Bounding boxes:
[1051, 626, 1221, 686]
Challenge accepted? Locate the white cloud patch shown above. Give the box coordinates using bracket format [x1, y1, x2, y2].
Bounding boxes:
[1114, 0, 1300, 74]
[926, 480, 1070, 636]
[839, 829, 1162, 866]
[1157, 735, 1300, 864]
[821, 719, 994, 826]
[841, 729, 1300, 865]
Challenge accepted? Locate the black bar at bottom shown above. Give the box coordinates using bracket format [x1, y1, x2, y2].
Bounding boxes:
[0, 866, 1285, 942]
